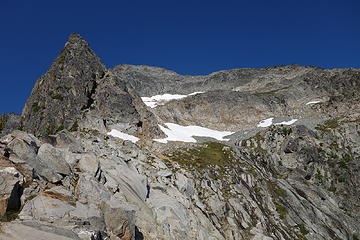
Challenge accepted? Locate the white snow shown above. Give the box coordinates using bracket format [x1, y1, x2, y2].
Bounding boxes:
[257, 118, 298, 128]
[154, 123, 234, 143]
[306, 100, 323, 105]
[274, 119, 298, 125]
[107, 129, 139, 143]
[188, 92, 204, 96]
[257, 118, 273, 128]
[141, 92, 204, 108]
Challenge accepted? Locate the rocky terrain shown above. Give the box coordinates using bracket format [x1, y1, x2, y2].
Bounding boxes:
[0, 33, 359, 240]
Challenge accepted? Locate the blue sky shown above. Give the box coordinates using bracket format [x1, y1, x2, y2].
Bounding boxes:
[0, 0, 359, 114]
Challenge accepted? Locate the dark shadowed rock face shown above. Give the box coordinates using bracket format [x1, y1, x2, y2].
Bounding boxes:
[21, 33, 161, 138]
[21, 33, 106, 136]
[89, 71, 163, 137]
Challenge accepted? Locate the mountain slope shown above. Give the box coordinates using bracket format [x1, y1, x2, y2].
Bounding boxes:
[0, 34, 359, 240]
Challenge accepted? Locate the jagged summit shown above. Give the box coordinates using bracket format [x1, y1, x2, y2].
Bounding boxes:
[53, 33, 106, 73]
[66, 33, 88, 46]
[21, 33, 106, 136]
[21, 34, 161, 137]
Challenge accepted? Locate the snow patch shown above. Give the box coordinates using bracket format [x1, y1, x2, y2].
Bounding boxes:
[141, 92, 204, 108]
[306, 100, 323, 105]
[154, 123, 234, 143]
[274, 119, 298, 125]
[257, 118, 273, 128]
[257, 118, 298, 128]
[107, 129, 139, 143]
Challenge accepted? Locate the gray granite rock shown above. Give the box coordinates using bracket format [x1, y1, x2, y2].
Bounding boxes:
[0, 166, 24, 219]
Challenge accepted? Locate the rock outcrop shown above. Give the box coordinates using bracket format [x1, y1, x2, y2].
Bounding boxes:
[21, 33, 161, 138]
[21, 33, 107, 136]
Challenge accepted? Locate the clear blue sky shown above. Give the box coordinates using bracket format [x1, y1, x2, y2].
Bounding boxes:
[0, 0, 359, 114]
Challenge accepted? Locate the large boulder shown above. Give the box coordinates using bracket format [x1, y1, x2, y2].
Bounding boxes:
[0, 221, 81, 240]
[19, 186, 75, 222]
[0, 162, 24, 219]
[101, 199, 136, 240]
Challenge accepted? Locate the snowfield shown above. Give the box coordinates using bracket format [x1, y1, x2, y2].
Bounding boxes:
[154, 123, 234, 143]
[141, 92, 204, 108]
[257, 118, 274, 127]
[257, 118, 298, 128]
[107, 129, 139, 143]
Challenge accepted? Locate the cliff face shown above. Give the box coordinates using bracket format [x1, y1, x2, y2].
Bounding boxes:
[0, 34, 359, 240]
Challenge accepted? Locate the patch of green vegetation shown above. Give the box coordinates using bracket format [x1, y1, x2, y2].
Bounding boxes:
[328, 152, 338, 160]
[31, 102, 42, 113]
[337, 154, 353, 169]
[315, 119, 339, 132]
[330, 142, 339, 150]
[0, 210, 20, 222]
[328, 185, 337, 192]
[253, 186, 261, 194]
[56, 124, 65, 132]
[337, 161, 347, 168]
[80, 128, 100, 136]
[267, 181, 287, 198]
[21, 180, 33, 189]
[342, 153, 353, 162]
[45, 124, 57, 135]
[245, 166, 259, 177]
[315, 169, 323, 181]
[353, 234, 359, 240]
[296, 223, 310, 235]
[69, 120, 79, 132]
[168, 142, 235, 172]
[49, 91, 64, 101]
[280, 127, 292, 136]
[337, 176, 346, 183]
[55, 54, 65, 64]
[274, 201, 287, 219]
[316, 147, 325, 153]
[25, 194, 37, 202]
[0, 113, 7, 131]
[253, 86, 290, 96]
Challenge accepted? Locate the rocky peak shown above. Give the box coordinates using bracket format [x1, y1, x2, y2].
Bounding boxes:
[21, 33, 162, 139]
[65, 33, 90, 49]
[21, 33, 106, 136]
